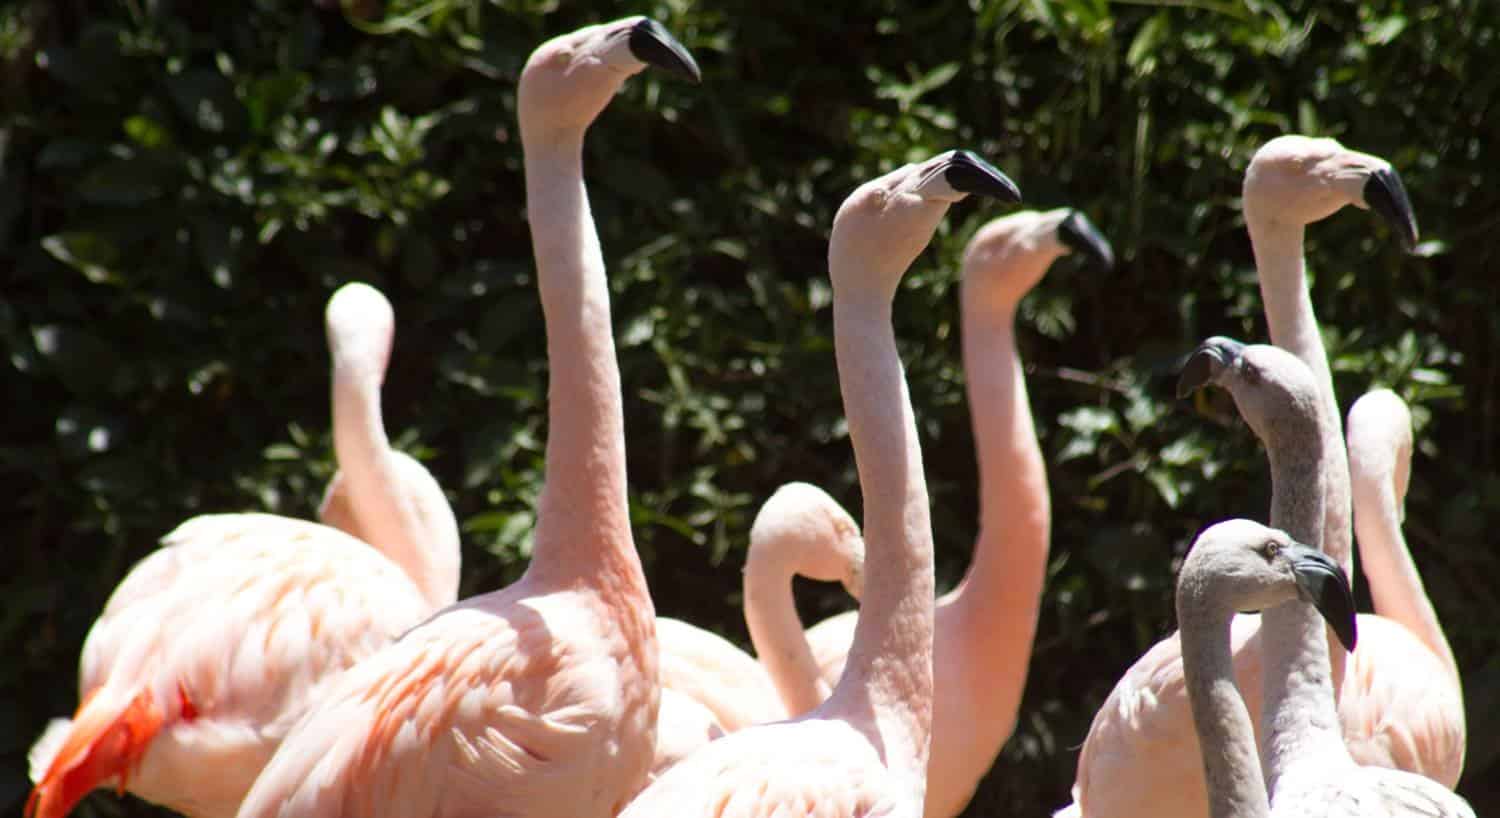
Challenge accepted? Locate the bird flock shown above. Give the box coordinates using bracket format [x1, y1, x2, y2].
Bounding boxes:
[25, 15, 1475, 818]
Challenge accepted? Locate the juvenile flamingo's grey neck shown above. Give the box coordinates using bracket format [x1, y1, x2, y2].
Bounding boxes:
[521, 128, 647, 612]
[825, 295, 935, 779]
[1252, 376, 1349, 796]
[946, 249, 1051, 730]
[1177, 584, 1271, 818]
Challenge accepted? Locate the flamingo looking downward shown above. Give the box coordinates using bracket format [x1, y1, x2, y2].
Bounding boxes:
[742, 481, 866, 716]
[618, 150, 1022, 818]
[746, 208, 1112, 817]
[232, 17, 700, 818]
[25, 283, 461, 818]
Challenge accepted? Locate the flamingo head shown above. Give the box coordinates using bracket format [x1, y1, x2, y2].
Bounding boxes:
[961, 207, 1113, 305]
[325, 282, 395, 384]
[519, 16, 700, 138]
[1243, 134, 1418, 252]
[1177, 336, 1323, 449]
[830, 150, 1021, 299]
[749, 482, 867, 600]
[1180, 518, 1357, 651]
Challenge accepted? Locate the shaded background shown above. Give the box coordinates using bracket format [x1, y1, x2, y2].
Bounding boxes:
[3, 1, 1497, 815]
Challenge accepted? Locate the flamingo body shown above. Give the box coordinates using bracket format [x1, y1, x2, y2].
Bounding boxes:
[234, 18, 702, 818]
[657, 617, 786, 732]
[27, 281, 459, 818]
[234, 581, 657, 818]
[27, 515, 431, 818]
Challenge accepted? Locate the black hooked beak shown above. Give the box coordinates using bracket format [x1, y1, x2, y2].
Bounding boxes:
[1176, 336, 1247, 399]
[628, 19, 702, 83]
[1287, 543, 1358, 652]
[1058, 210, 1115, 271]
[942, 150, 1023, 203]
[1363, 167, 1419, 254]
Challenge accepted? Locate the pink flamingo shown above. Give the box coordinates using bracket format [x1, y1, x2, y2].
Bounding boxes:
[647, 485, 865, 774]
[750, 208, 1111, 817]
[1059, 136, 1462, 818]
[1174, 338, 1471, 818]
[742, 481, 866, 715]
[617, 151, 1022, 817]
[316, 281, 462, 609]
[1342, 389, 1464, 781]
[25, 284, 461, 818]
[231, 18, 700, 818]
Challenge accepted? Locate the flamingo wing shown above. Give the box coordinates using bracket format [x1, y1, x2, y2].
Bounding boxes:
[656, 618, 785, 731]
[238, 591, 650, 818]
[31, 514, 430, 818]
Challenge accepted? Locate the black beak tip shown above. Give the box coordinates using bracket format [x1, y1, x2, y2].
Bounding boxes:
[1333, 612, 1359, 653]
[629, 19, 702, 83]
[1176, 337, 1242, 399]
[1292, 547, 1359, 652]
[1176, 354, 1213, 399]
[943, 150, 1023, 203]
[1058, 210, 1116, 271]
[1363, 168, 1419, 254]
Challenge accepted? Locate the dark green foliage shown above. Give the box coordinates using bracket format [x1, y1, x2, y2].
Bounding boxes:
[3, 1, 1496, 815]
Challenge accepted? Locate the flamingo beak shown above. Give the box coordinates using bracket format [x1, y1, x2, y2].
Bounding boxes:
[1058, 210, 1115, 271]
[1176, 336, 1247, 399]
[942, 150, 1023, 203]
[628, 19, 702, 83]
[1288, 544, 1358, 652]
[1363, 167, 1419, 254]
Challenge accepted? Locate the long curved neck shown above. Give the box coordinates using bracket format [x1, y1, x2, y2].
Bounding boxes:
[520, 127, 647, 612]
[1356, 476, 1459, 678]
[744, 548, 833, 715]
[1179, 589, 1271, 818]
[824, 294, 935, 779]
[331, 368, 455, 608]
[1246, 216, 1353, 584]
[946, 268, 1050, 729]
[1259, 422, 1349, 795]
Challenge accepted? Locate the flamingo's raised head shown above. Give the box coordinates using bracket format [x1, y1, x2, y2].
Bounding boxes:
[1179, 519, 1358, 651]
[1243, 134, 1418, 252]
[325, 282, 395, 384]
[1347, 388, 1414, 523]
[831, 150, 1020, 298]
[961, 207, 1112, 304]
[519, 16, 700, 138]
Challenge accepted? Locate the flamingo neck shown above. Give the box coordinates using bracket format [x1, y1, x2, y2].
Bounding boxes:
[519, 131, 649, 617]
[824, 297, 935, 780]
[944, 270, 1050, 730]
[1355, 474, 1459, 678]
[1247, 216, 1353, 584]
[331, 367, 452, 608]
[1178, 584, 1272, 818]
[1258, 413, 1349, 795]
[743, 547, 833, 715]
